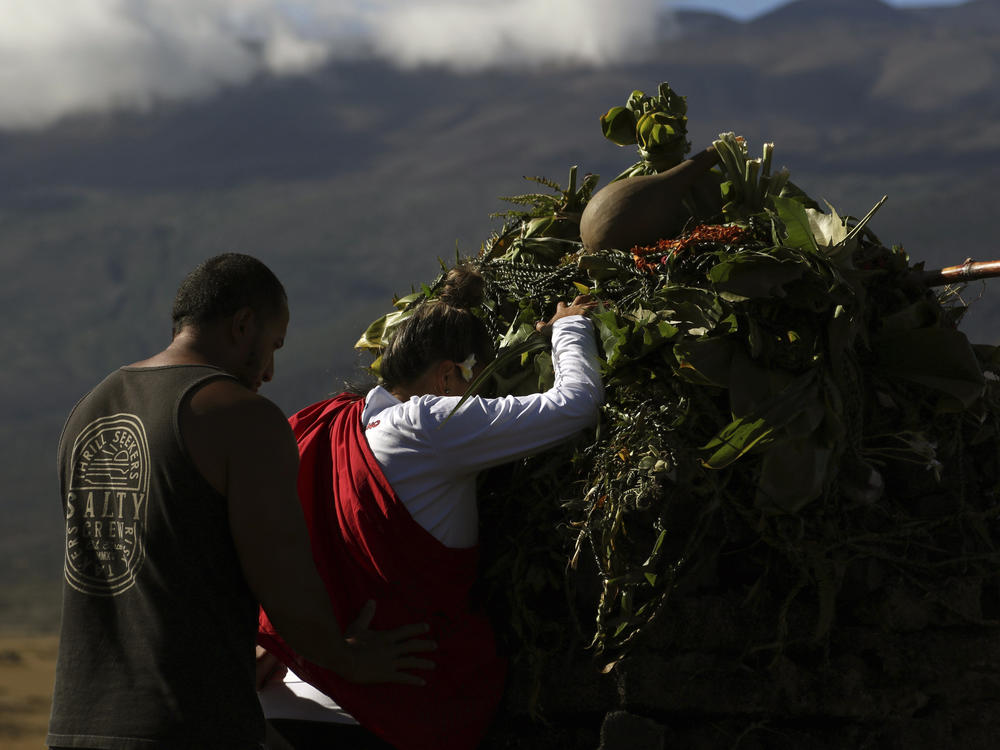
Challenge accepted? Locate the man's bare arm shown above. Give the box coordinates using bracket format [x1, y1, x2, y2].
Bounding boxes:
[184, 380, 434, 684]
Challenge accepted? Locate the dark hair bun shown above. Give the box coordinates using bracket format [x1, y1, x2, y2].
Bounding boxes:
[438, 266, 485, 310]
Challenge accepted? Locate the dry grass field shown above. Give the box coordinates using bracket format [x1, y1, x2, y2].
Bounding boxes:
[0, 634, 58, 750]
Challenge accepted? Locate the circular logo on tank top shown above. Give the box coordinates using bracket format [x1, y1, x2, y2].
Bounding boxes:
[64, 414, 151, 596]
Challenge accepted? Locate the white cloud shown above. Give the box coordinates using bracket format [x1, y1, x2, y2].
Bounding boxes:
[0, 0, 262, 128]
[370, 0, 658, 71]
[0, 0, 663, 130]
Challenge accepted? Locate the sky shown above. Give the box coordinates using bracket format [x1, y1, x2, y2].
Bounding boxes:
[0, 0, 973, 131]
[674, 0, 969, 19]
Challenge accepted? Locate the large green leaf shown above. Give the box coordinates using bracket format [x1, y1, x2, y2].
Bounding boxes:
[500, 321, 538, 350]
[656, 285, 729, 335]
[632, 308, 680, 357]
[756, 435, 834, 513]
[673, 337, 738, 387]
[701, 369, 820, 468]
[826, 304, 862, 374]
[728, 349, 794, 417]
[804, 196, 886, 270]
[700, 415, 775, 469]
[707, 254, 808, 300]
[392, 291, 424, 310]
[641, 320, 680, 357]
[354, 309, 411, 351]
[534, 350, 555, 392]
[807, 202, 850, 247]
[592, 309, 630, 368]
[600, 106, 638, 146]
[878, 300, 939, 332]
[636, 112, 680, 151]
[625, 89, 647, 111]
[772, 194, 819, 253]
[656, 81, 688, 116]
[873, 328, 986, 408]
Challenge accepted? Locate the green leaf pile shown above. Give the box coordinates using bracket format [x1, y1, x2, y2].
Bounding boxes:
[357, 82, 1000, 703]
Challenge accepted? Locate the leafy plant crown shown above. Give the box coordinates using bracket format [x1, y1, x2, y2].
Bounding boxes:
[356, 82, 1000, 706]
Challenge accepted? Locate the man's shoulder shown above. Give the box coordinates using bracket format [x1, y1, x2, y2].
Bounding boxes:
[188, 375, 257, 403]
[186, 380, 290, 438]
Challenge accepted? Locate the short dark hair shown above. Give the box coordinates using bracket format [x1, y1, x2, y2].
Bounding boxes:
[171, 253, 287, 336]
[380, 266, 495, 389]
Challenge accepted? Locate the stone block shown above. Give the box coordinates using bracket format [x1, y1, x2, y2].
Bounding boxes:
[598, 710, 667, 750]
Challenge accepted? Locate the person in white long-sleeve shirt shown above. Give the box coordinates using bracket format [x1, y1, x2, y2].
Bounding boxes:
[257, 267, 604, 750]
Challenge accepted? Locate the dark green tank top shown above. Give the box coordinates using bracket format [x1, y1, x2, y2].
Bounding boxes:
[48, 365, 264, 749]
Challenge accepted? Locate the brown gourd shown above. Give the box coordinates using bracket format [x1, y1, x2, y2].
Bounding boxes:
[579, 146, 721, 253]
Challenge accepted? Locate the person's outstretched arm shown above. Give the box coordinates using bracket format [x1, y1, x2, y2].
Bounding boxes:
[414, 296, 605, 473]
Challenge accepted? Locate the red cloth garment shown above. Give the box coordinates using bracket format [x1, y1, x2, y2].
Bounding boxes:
[258, 394, 506, 750]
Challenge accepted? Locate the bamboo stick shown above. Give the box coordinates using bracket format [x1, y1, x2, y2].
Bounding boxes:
[920, 259, 1000, 287]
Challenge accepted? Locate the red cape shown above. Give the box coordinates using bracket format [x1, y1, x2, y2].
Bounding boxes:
[258, 394, 506, 750]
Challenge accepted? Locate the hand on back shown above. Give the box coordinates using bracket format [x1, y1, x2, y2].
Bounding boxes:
[184, 382, 436, 686]
[340, 600, 436, 686]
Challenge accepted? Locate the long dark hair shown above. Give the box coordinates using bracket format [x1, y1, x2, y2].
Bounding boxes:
[380, 266, 495, 390]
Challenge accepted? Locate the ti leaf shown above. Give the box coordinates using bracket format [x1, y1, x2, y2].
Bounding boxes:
[772, 194, 819, 253]
[707, 254, 808, 300]
[756, 435, 834, 513]
[874, 327, 986, 408]
[355, 309, 411, 351]
[700, 415, 776, 469]
[673, 337, 738, 388]
[700, 370, 820, 469]
[592, 309, 630, 368]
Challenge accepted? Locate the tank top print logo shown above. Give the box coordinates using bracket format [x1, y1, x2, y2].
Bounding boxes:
[64, 414, 151, 596]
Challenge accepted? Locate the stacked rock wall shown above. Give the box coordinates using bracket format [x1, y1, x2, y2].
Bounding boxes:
[483, 530, 1000, 749]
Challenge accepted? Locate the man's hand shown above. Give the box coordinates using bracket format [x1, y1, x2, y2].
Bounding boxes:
[341, 600, 437, 686]
[187, 382, 436, 686]
[255, 645, 287, 690]
[535, 295, 598, 335]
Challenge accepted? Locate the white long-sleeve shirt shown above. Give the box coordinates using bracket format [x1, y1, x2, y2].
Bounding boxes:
[361, 314, 603, 548]
[259, 314, 603, 721]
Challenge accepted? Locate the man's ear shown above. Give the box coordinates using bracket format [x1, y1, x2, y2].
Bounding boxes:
[231, 307, 257, 344]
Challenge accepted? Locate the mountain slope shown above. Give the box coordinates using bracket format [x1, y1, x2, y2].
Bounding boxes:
[2, 0, 999, 621]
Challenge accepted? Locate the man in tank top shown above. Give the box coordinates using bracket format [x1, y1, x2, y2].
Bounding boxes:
[48, 253, 435, 750]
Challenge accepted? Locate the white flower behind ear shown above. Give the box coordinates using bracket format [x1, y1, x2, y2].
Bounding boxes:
[458, 354, 477, 382]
